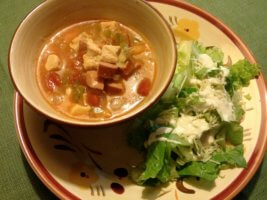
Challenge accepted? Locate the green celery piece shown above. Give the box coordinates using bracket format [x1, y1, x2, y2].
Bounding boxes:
[103, 29, 111, 38]
[112, 32, 128, 47]
[178, 161, 219, 181]
[61, 71, 70, 85]
[137, 142, 167, 184]
[72, 85, 86, 103]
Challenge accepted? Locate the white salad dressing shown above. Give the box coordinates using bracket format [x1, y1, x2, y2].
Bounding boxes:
[220, 66, 230, 77]
[172, 114, 210, 143]
[198, 82, 235, 121]
[197, 54, 216, 68]
[146, 114, 210, 146]
[146, 53, 236, 147]
[145, 127, 173, 147]
[191, 53, 235, 122]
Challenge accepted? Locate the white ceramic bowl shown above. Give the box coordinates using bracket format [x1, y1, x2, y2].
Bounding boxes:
[9, 0, 177, 126]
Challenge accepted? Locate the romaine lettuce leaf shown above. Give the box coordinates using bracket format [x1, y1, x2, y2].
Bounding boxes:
[177, 41, 193, 68]
[133, 141, 177, 185]
[192, 41, 224, 64]
[136, 142, 166, 184]
[178, 145, 246, 181]
[156, 144, 177, 183]
[225, 122, 243, 146]
[225, 59, 260, 96]
[155, 107, 179, 127]
[211, 145, 246, 168]
[215, 122, 243, 146]
[232, 90, 245, 122]
[128, 42, 252, 186]
[178, 160, 219, 181]
[161, 41, 193, 103]
[205, 46, 224, 64]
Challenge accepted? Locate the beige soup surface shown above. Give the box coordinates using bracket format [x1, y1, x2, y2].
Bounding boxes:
[37, 20, 156, 121]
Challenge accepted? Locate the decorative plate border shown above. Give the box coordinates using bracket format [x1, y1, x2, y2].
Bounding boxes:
[14, 93, 81, 200]
[13, 0, 267, 200]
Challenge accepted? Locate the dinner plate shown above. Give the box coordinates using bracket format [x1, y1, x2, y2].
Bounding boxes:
[14, 0, 267, 199]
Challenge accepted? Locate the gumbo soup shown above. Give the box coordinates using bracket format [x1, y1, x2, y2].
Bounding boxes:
[37, 21, 156, 121]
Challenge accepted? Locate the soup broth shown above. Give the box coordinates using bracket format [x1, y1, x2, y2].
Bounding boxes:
[37, 20, 156, 121]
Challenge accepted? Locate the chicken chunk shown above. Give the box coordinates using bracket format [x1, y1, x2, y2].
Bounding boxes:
[83, 53, 101, 70]
[101, 45, 120, 63]
[105, 82, 125, 95]
[70, 104, 90, 116]
[100, 21, 119, 33]
[98, 62, 119, 79]
[45, 54, 61, 71]
[70, 32, 101, 55]
[85, 70, 104, 90]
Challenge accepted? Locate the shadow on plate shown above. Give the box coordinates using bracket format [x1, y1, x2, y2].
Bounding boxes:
[22, 102, 144, 196]
[184, 177, 216, 191]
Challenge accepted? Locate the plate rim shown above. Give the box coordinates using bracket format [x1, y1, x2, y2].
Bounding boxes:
[13, 0, 267, 200]
[13, 93, 81, 200]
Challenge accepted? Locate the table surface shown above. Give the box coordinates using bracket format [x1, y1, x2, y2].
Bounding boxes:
[1, 0, 267, 199]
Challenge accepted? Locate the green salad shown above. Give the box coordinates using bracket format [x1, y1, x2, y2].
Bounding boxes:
[128, 41, 260, 186]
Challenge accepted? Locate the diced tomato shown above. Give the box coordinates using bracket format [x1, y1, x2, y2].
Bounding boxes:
[46, 72, 61, 91]
[87, 91, 101, 107]
[137, 78, 151, 96]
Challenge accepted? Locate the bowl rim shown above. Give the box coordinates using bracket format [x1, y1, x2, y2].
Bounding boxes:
[8, 0, 177, 127]
[13, 0, 267, 200]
